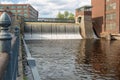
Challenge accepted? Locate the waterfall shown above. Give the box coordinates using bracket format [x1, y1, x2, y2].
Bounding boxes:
[24, 23, 82, 40]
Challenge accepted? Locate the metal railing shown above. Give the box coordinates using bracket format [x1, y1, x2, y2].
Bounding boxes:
[0, 12, 20, 80]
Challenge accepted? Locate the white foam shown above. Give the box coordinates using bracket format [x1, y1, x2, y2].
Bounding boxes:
[24, 33, 82, 40]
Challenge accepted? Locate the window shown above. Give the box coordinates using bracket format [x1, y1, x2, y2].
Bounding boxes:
[18, 13, 22, 16]
[11, 6, 16, 9]
[106, 23, 116, 30]
[106, 13, 116, 20]
[17, 6, 22, 9]
[106, 3, 116, 10]
[0, 6, 4, 9]
[17, 10, 22, 13]
[23, 6, 27, 8]
[24, 10, 27, 13]
[24, 13, 28, 17]
[11, 10, 16, 13]
[112, 3, 116, 9]
[77, 17, 81, 23]
[6, 6, 10, 9]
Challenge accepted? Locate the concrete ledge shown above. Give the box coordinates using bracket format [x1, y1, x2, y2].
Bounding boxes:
[23, 38, 41, 80]
[27, 58, 41, 80]
[111, 34, 120, 40]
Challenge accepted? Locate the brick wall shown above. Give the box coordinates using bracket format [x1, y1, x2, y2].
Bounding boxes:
[92, 0, 120, 37]
[92, 0, 105, 37]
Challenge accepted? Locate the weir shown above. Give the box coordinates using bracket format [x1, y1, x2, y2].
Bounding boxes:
[24, 23, 82, 40]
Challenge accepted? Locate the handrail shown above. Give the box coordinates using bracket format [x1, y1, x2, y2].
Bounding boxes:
[0, 53, 9, 80]
[11, 36, 19, 80]
[0, 12, 20, 80]
[23, 38, 32, 57]
[22, 37, 41, 80]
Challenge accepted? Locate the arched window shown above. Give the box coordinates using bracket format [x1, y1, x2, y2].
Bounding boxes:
[78, 17, 81, 23]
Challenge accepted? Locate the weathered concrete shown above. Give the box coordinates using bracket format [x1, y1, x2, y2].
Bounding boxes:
[79, 15, 94, 39]
[111, 34, 120, 40]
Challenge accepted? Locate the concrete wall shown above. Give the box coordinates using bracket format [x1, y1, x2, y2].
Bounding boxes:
[80, 15, 94, 39]
[75, 9, 94, 39]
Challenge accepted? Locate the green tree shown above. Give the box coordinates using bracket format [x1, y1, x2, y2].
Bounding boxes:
[57, 12, 64, 19]
[68, 13, 74, 19]
[57, 11, 74, 19]
[64, 11, 69, 18]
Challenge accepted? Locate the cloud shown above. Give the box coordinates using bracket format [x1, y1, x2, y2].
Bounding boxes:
[1, 1, 14, 4]
[1, 0, 91, 18]
[48, 0, 67, 5]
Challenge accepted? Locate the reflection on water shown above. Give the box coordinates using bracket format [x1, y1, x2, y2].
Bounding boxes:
[26, 39, 120, 80]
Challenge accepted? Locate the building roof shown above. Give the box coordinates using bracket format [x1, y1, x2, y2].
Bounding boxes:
[76, 5, 92, 11]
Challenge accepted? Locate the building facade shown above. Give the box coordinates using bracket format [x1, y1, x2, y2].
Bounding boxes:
[0, 4, 38, 20]
[75, 6, 92, 24]
[75, 6, 94, 39]
[92, 0, 120, 37]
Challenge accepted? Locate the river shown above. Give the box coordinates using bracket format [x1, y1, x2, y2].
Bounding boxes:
[26, 39, 120, 80]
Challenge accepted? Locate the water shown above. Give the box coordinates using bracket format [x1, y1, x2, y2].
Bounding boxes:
[26, 39, 120, 80]
[24, 23, 82, 40]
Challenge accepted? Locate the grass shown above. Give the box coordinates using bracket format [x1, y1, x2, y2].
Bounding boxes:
[23, 76, 28, 80]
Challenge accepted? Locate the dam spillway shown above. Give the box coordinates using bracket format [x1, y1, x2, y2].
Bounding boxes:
[24, 23, 82, 40]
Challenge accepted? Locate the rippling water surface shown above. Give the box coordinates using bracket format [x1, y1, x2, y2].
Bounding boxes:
[26, 39, 120, 80]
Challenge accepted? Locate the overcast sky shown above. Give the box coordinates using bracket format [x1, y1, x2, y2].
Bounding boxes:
[1, 0, 91, 18]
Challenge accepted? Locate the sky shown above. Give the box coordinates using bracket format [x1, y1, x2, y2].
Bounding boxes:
[1, 0, 91, 18]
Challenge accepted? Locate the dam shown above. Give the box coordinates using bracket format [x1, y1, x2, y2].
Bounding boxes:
[24, 23, 82, 40]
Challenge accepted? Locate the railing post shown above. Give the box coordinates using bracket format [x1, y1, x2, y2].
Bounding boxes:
[14, 27, 20, 37]
[14, 26, 20, 77]
[0, 12, 12, 80]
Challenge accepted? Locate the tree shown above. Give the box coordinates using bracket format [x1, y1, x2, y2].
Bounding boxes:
[64, 11, 69, 18]
[57, 12, 64, 19]
[57, 11, 74, 19]
[68, 13, 74, 19]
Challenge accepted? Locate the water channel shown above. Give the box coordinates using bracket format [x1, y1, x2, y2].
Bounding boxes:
[26, 39, 120, 80]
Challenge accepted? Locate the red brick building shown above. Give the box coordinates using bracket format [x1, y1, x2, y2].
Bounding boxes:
[92, 0, 120, 37]
[0, 4, 38, 20]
